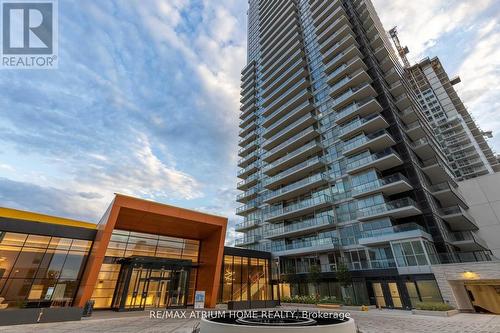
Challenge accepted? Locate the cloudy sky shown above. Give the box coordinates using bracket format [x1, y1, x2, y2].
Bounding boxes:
[0, 0, 499, 244]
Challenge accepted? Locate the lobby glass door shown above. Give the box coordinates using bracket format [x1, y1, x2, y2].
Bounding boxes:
[112, 258, 191, 311]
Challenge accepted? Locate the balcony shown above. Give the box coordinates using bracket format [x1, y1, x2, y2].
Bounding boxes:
[264, 173, 330, 204]
[262, 126, 320, 163]
[262, 95, 313, 129]
[390, 80, 405, 97]
[262, 70, 307, 107]
[262, 58, 305, 99]
[265, 214, 335, 239]
[346, 148, 403, 174]
[237, 160, 259, 179]
[421, 157, 455, 183]
[238, 139, 259, 158]
[411, 137, 435, 160]
[239, 120, 257, 137]
[439, 206, 478, 231]
[326, 56, 367, 86]
[311, 0, 341, 20]
[318, 17, 352, 52]
[335, 97, 382, 125]
[404, 121, 425, 141]
[236, 172, 259, 191]
[236, 200, 260, 216]
[262, 113, 316, 151]
[265, 194, 332, 222]
[384, 67, 400, 85]
[429, 251, 495, 265]
[240, 103, 257, 119]
[342, 129, 396, 156]
[239, 111, 257, 129]
[272, 236, 340, 256]
[357, 197, 422, 222]
[235, 235, 261, 246]
[262, 79, 310, 117]
[339, 114, 388, 140]
[395, 94, 411, 110]
[449, 231, 489, 251]
[238, 129, 258, 147]
[352, 173, 413, 198]
[323, 42, 362, 72]
[263, 140, 324, 175]
[263, 156, 327, 189]
[430, 182, 467, 208]
[374, 44, 390, 62]
[237, 149, 258, 168]
[236, 187, 259, 203]
[329, 70, 372, 98]
[235, 219, 260, 232]
[315, 5, 348, 38]
[334, 85, 378, 116]
[399, 107, 418, 123]
[358, 223, 431, 246]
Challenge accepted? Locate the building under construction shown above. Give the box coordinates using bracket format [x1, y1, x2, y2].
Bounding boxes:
[390, 28, 500, 180]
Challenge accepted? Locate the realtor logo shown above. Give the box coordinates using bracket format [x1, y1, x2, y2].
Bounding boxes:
[1, 0, 58, 68]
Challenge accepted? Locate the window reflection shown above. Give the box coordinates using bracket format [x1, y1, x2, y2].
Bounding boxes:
[219, 254, 270, 303]
[92, 230, 200, 309]
[0, 232, 91, 309]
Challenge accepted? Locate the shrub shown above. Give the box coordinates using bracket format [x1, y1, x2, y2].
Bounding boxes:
[415, 302, 455, 311]
[281, 295, 316, 304]
[318, 296, 342, 304]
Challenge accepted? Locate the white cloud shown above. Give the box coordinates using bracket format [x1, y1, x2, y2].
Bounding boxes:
[372, 0, 494, 61]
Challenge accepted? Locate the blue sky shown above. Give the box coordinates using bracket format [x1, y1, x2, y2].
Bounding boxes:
[0, 0, 499, 244]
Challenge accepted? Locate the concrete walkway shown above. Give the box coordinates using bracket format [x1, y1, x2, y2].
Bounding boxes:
[0, 308, 498, 333]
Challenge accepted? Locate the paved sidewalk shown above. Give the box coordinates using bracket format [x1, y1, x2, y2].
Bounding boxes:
[0, 309, 498, 333]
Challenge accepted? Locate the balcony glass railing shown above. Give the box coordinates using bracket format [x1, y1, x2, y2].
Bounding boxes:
[335, 96, 373, 120]
[235, 235, 262, 246]
[264, 156, 326, 186]
[339, 113, 379, 136]
[264, 113, 314, 146]
[236, 187, 259, 201]
[352, 173, 409, 196]
[343, 129, 389, 153]
[237, 161, 259, 177]
[236, 199, 260, 214]
[264, 140, 321, 172]
[263, 126, 317, 160]
[264, 100, 310, 133]
[346, 148, 399, 171]
[237, 150, 259, 167]
[360, 222, 425, 239]
[428, 251, 494, 264]
[237, 172, 259, 188]
[272, 236, 339, 252]
[235, 219, 259, 231]
[439, 205, 474, 221]
[264, 173, 329, 201]
[267, 214, 334, 238]
[263, 86, 308, 117]
[265, 194, 331, 220]
[357, 197, 418, 219]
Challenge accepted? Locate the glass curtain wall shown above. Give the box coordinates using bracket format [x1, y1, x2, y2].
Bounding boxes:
[0, 231, 92, 308]
[219, 255, 270, 303]
[91, 230, 199, 309]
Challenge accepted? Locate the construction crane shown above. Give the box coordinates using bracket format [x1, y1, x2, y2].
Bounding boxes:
[389, 26, 411, 68]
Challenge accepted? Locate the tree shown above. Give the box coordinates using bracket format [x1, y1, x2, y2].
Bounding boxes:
[308, 263, 322, 301]
[335, 262, 352, 287]
[336, 262, 353, 305]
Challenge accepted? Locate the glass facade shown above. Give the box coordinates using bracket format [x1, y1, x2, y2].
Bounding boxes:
[91, 230, 200, 309]
[218, 254, 271, 303]
[0, 231, 91, 308]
